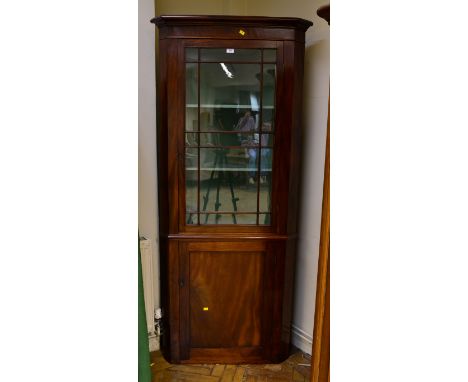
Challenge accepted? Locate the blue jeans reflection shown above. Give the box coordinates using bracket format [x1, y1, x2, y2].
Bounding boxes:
[247, 148, 272, 183]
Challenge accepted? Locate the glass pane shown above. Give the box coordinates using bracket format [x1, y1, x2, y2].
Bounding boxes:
[259, 148, 273, 212]
[259, 149, 273, 214]
[199, 111, 211, 131]
[200, 48, 261, 62]
[186, 48, 198, 62]
[186, 212, 198, 225]
[186, 63, 198, 131]
[199, 148, 258, 213]
[185, 133, 198, 146]
[260, 133, 274, 147]
[184, 52, 277, 226]
[200, 213, 257, 225]
[259, 213, 271, 226]
[200, 63, 261, 134]
[263, 49, 277, 62]
[262, 64, 276, 132]
[198, 132, 259, 147]
[185, 147, 198, 224]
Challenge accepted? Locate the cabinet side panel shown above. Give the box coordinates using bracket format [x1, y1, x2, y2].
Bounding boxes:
[157, 38, 171, 361]
[179, 241, 190, 360]
[165, 37, 181, 234]
[281, 238, 297, 357]
[166, 239, 181, 362]
[158, 235, 169, 355]
[157, 38, 169, 237]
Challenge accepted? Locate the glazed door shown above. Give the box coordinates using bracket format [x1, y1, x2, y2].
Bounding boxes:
[178, 241, 279, 362]
[181, 42, 282, 231]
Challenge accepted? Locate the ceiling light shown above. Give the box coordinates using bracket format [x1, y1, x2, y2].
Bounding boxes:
[220, 63, 234, 79]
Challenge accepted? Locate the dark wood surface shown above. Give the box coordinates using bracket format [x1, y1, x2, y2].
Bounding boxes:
[189, 250, 264, 347]
[152, 15, 312, 42]
[154, 15, 311, 364]
[316, 5, 330, 25]
[152, 15, 312, 29]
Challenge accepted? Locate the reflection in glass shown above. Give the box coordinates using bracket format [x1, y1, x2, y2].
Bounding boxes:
[259, 213, 271, 225]
[185, 148, 198, 224]
[199, 147, 258, 216]
[184, 48, 276, 225]
[260, 133, 274, 147]
[195, 132, 266, 147]
[186, 63, 198, 132]
[200, 213, 257, 225]
[186, 212, 198, 225]
[259, 171, 272, 210]
[186, 48, 198, 62]
[200, 63, 261, 131]
[200, 148, 258, 172]
[200, 48, 261, 62]
[185, 133, 198, 146]
[263, 49, 277, 62]
[259, 148, 273, 215]
[262, 64, 276, 132]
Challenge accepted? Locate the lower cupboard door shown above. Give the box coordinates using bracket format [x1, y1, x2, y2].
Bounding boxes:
[179, 241, 273, 361]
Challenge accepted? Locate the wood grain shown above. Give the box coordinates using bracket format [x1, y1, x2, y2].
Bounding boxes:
[151, 348, 312, 380]
[152, 15, 313, 29]
[189, 250, 264, 348]
[152, 15, 312, 42]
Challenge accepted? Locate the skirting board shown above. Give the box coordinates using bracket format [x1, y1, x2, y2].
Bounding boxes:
[148, 329, 309, 354]
[291, 325, 313, 355]
[149, 335, 160, 352]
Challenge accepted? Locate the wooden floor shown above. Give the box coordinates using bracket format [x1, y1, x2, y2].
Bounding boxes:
[150, 350, 311, 381]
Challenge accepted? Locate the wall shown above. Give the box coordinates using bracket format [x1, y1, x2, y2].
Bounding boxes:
[156, 0, 246, 16]
[139, 0, 159, 326]
[150, 0, 330, 354]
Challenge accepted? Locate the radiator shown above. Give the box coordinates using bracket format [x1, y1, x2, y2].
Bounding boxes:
[139, 237, 155, 336]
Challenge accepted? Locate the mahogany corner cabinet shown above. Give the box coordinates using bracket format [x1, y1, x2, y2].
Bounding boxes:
[151, 15, 313, 364]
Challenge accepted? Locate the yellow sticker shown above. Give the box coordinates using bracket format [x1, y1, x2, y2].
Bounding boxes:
[203, 307, 209, 311]
[239, 29, 246, 36]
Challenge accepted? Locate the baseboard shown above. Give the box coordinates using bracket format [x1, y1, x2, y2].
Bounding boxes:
[291, 325, 312, 355]
[148, 328, 308, 354]
[148, 335, 160, 352]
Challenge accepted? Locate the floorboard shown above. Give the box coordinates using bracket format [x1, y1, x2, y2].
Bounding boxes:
[150, 349, 311, 381]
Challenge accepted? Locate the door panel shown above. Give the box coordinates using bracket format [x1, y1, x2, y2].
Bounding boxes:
[180, 42, 281, 230]
[190, 250, 264, 348]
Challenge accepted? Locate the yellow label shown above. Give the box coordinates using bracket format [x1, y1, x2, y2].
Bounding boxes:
[239, 29, 246, 36]
[203, 307, 209, 311]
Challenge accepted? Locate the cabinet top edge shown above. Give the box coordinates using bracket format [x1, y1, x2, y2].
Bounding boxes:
[151, 15, 313, 30]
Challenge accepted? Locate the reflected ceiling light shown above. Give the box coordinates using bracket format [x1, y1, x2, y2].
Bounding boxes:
[220, 63, 234, 79]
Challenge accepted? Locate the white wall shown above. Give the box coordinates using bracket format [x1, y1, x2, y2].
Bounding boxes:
[294, 35, 329, 354]
[139, 0, 159, 315]
[150, 0, 330, 354]
[156, 0, 245, 16]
